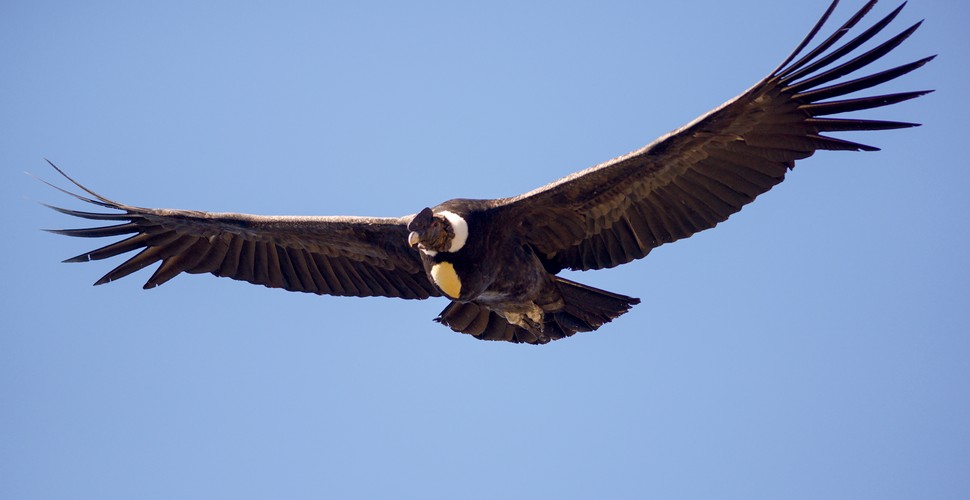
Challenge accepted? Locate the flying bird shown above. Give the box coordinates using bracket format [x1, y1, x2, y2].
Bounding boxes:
[42, 0, 932, 344]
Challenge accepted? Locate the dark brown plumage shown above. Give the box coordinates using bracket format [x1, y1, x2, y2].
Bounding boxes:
[42, 0, 932, 344]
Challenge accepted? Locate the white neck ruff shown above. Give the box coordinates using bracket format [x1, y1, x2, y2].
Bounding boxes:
[439, 210, 468, 253]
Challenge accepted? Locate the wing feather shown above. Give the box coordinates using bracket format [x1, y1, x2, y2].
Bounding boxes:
[42, 163, 440, 300]
[498, 0, 933, 272]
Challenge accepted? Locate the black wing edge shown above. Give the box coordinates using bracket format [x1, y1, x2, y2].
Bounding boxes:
[34, 159, 132, 215]
[769, 0, 935, 151]
[35, 160, 144, 268]
[35, 160, 180, 282]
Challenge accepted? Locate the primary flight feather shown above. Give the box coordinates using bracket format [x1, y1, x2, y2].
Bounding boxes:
[43, 0, 933, 344]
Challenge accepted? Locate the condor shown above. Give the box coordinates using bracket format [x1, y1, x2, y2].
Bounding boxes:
[42, 1, 932, 344]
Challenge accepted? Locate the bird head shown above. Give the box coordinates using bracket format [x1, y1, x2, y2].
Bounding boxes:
[408, 207, 468, 255]
[408, 207, 454, 255]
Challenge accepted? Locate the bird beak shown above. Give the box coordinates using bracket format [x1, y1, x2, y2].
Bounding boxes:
[408, 231, 420, 248]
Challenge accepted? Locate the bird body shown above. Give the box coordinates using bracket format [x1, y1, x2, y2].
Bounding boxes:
[405, 199, 640, 342]
[42, 0, 933, 344]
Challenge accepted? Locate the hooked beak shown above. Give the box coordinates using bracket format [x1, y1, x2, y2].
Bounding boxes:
[408, 231, 420, 248]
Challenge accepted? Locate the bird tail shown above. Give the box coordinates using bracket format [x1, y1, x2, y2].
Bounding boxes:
[433, 278, 639, 344]
[548, 277, 640, 334]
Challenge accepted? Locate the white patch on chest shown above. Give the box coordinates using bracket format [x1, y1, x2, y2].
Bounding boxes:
[439, 210, 468, 253]
[430, 261, 462, 299]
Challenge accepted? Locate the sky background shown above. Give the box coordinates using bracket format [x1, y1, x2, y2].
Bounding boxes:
[2, 0, 968, 498]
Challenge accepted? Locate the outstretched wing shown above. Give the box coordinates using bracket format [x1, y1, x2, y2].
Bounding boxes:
[499, 0, 933, 272]
[41, 163, 440, 300]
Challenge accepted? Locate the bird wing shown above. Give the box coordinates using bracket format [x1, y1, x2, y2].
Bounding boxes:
[496, 0, 933, 272]
[41, 163, 440, 299]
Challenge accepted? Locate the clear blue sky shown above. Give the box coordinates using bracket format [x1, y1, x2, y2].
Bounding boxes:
[2, 1, 967, 498]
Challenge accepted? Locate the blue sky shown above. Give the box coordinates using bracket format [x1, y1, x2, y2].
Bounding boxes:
[2, 0, 967, 498]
